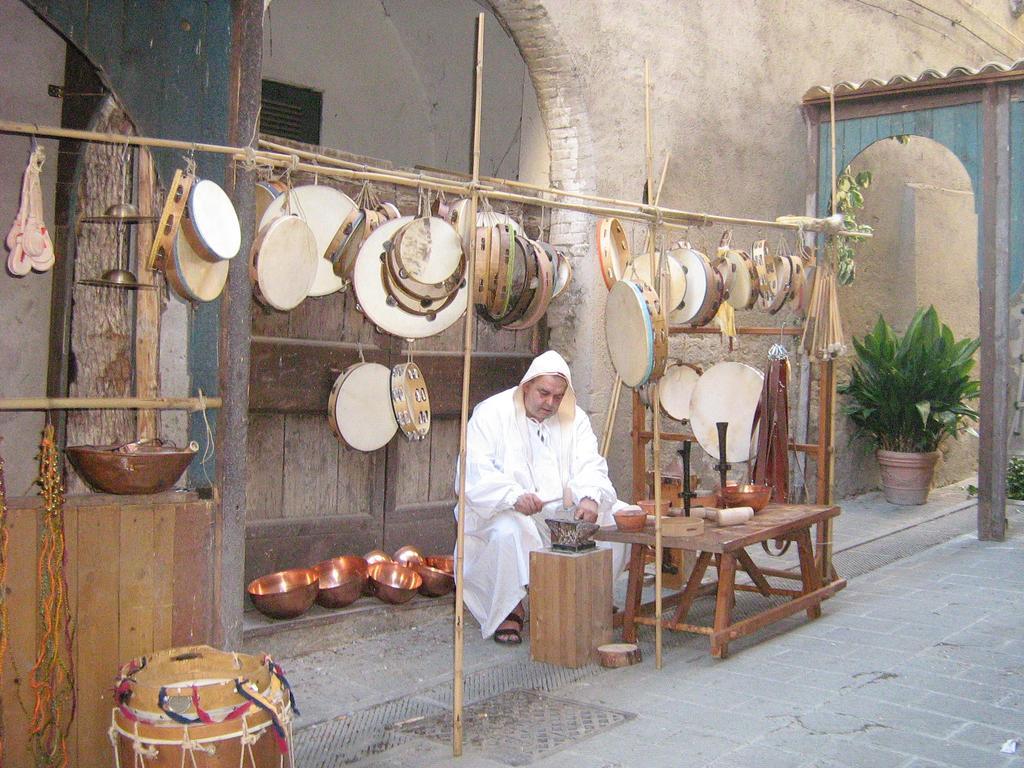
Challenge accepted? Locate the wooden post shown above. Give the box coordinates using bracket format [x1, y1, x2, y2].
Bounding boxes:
[978, 84, 1010, 541]
[453, 12, 485, 757]
[134, 148, 159, 440]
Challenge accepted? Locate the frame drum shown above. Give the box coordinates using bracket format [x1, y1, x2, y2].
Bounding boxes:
[260, 184, 357, 297]
[184, 178, 241, 261]
[166, 223, 229, 303]
[657, 361, 702, 422]
[254, 180, 286, 230]
[629, 251, 687, 314]
[386, 216, 464, 299]
[504, 238, 553, 330]
[605, 280, 668, 388]
[353, 217, 468, 339]
[720, 248, 760, 310]
[688, 361, 764, 463]
[673, 246, 724, 326]
[767, 246, 793, 314]
[752, 239, 777, 310]
[539, 242, 573, 300]
[329, 363, 398, 451]
[596, 218, 630, 290]
[391, 362, 431, 441]
[447, 198, 520, 250]
[249, 214, 318, 311]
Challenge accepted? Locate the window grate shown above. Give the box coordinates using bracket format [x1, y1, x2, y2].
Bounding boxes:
[260, 79, 322, 145]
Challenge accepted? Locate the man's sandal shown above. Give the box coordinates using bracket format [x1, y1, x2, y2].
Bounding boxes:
[493, 611, 524, 645]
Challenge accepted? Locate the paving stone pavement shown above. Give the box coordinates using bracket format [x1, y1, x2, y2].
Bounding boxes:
[284, 494, 1023, 767]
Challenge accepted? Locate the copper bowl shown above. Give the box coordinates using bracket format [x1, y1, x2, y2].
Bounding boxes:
[424, 555, 454, 574]
[363, 549, 393, 566]
[393, 545, 424, 568]
[719, 483, 772, 512]
[613, 507, 647, 532]
[247, 568, 319, 620]
[368, 562, 422, 605]
[314, 556, 368, 609]
[636, 498, 670, 517]
[414, 563, 455, 597]
[66, 439, 196, 495]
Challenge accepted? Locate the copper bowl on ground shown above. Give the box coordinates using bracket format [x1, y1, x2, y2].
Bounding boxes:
[425, 555, 454, 574]
[393, 545, 424, 568]
[314, 556, 368, 609]
[364, 549, 393, 566]
[719, 483, 772, 512]
[368, 562, 422, 605]
[247, 568, 319, 620]
[66, 439, 197, 495]
[414, 563, 455, 597]
[613, 506, 647, 533]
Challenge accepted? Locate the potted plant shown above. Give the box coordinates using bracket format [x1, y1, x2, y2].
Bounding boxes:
[839, 306, 980, 505]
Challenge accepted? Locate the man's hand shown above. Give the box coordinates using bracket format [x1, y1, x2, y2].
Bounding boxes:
[514, 493, 544, 515]
[575, 497, 599, 523]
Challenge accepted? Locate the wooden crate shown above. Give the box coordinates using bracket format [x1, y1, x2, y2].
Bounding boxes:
[529, 548, 612, 668]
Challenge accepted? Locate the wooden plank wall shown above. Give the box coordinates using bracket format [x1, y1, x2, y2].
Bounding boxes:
[1, 493, 216, 768]
[245, 141, 542, 584]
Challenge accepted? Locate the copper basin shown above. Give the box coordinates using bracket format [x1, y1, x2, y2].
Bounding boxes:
[613, 507, 647, 532]
[247, 568, 318, 620]
[424, 555, 454, 574]
[368, 562, 422, 605]
[66, 440, 196, 495]
[414, 563, 455, 597]
[314, 556, 368, 609]
[363, 549, 393, 566]
[719, 482, 772, 512]
[392, 545, 424, 568]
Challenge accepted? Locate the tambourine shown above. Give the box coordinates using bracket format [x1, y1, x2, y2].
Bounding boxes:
[672, 244, 724, 326]
[328, 363, 398, 451]
[446, 198, 521, 251]
[767, 240, 794, 314]
[249, 214, 319, 311]
[688, 361, 764, 463]
[752, 239, 777, 311]
[605, 279, 668, 388]
[539, 242, 573, 300]
[629, 250, 687, 314]
[596, 218, 630, 290]
[719, 247, 760, 310]
[183, 178, 241, 262]
[493, 234, 535, 327]
[384, 216, 465, 302]
[352, 216, 468, 339]
[390, 362, 431, 441]
[260, 184, 357, 296]
[504, 237, 553, 330]
[485, 224, 517, 320]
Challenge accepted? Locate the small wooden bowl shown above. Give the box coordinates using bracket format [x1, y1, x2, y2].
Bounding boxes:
[613, 508, 647, 532]
[247, 568, 319, 620]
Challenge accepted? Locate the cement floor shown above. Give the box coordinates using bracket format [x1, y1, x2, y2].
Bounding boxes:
[275, 481, 1024, 767]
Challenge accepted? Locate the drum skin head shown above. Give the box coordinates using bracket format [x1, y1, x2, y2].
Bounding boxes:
[630, 252, 686, 314]
[689, 361, 764, 463]
[658, 362, 701, 422]
[605, 280, 655, 388]
[722, 250, 754, 309]
[674, 248, 709, 324]
[188, 179, 241, 260]
[329, 363, 398, 451]
[170, 226, 229, 302]
[261, 184, 357, 297]
[251, 214, 318, 311]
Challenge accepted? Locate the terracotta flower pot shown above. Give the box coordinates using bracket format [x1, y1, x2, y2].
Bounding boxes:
[876, 449, 941, 505]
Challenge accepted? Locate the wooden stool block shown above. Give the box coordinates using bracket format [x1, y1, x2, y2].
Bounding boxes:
[529, 547, 612, 668]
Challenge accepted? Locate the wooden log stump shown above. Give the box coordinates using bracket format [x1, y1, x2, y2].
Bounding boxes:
[598, 643, 642, 668]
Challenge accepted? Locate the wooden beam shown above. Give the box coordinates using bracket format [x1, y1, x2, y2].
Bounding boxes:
[134, 148, 159, 440]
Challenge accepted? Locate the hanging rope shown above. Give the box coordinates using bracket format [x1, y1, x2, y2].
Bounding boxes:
[29, 424, 75, 768]
[0, 449, 9, 765]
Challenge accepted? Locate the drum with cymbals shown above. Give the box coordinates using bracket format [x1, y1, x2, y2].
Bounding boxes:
[472, 225, 500, 310]
[494, 234, 536, 327]
[605, 280, 667, 388]
[446, 198, 520, 251]
[752, 239, 777, 311]
[485, 224, 517, 321]
[391, 362, 431, 441]
[672, 244, 724, 326]
[260, 184, 357, 297]
[720, 247, 760, 310]
[539, 241, 573, 300]
[352, 216, 468, 339]
[688, 361, 764, 463]
[384, 216, 465, 303]
[183, 178, 242, 262]
[328, 363, 398, 451]
[504, 237, 553, 330]
[767, 242, 794, 314]
[596, 218, 630, 290]
[249, 214, 319, 311]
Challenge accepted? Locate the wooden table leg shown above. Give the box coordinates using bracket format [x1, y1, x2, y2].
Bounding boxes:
[796, 528, 823, 619]
[815, 518, 834, 584]
[735, 549, 772, 597]
[622, 543, 646, 643]
[670, 551, 712, 626]
[711, 553, 736, 658]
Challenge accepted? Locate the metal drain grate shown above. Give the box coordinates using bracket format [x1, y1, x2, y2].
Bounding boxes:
[401, 689, 633, 766]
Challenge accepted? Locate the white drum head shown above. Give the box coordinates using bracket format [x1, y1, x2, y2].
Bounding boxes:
[261, 185, 357, 296]
[674, 249, 709, 324]
[172, 227, 229, 302]
[605, 280, 654, 388]
[449, 199, 521, 250]
[723, 251, 753, 309]
[394, 217, 463, 285]
[689, 361, 764, 463]
[188, 179, 241, 260]
[659, 362, 701, 422]
[353, 216, 468, 339]
[254, 181, 283, 228]
[629, 253, 686, 313]
[329, 363, 397, 451]
[251, 215, 318, 311]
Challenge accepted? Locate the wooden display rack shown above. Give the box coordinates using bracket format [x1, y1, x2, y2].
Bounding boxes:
[631, 323, 839, 584]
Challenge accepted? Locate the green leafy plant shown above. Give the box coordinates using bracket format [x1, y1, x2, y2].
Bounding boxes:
[1008, 457, 1024, 500]
[832, 168, 873, 286]
[838, 306, 980, 453]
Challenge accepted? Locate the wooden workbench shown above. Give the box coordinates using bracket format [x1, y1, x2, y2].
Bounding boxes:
[595, 503, 846, 658]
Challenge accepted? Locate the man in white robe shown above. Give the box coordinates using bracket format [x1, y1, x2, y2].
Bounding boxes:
[457, 350, 627, 643]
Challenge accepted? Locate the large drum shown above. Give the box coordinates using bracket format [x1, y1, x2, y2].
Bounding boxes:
[688, 361, 764, 463]
[328, 363, 398, 451]
[605, 279, 667, 388]
[111, 645, 294, 768]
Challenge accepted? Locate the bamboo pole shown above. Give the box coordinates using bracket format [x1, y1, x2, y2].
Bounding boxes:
[453, 13, 485, 758]
[0, 396, 221, 412]
[0, 120, 870, 237]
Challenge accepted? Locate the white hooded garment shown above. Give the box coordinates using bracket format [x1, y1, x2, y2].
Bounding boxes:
[456, 350, 627, 638]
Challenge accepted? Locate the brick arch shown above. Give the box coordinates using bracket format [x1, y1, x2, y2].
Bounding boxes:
[486, 0, 603, 401]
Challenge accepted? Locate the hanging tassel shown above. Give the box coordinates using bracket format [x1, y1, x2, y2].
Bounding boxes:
[714, 302, 737, 349]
